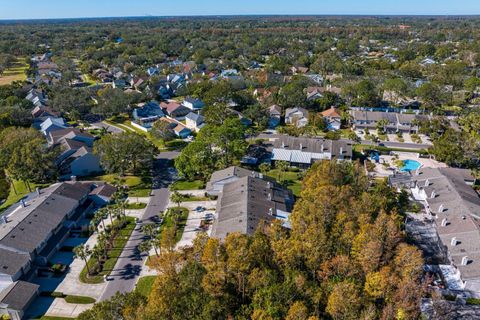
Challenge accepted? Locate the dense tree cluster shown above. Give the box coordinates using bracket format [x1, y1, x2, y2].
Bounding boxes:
[80, 161, 424, 320]
[93, 132, 155, 176]
[0, 127, 58, 189]
[175, 117, 247, 180]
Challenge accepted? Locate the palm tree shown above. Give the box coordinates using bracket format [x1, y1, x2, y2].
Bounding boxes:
[97, 232, 109, 261]
[259, 163, 271, 176]
[170, 191, 184, 211]
[89, 215, 100, 233]
[142, 224, 156, 239]
[276, 161, 289, 183]
[139, 240, 153, 257]
[105, 206, 115, 226]
[95, 208, 107, 230]
[73, 244, 92, 275]
[117, 199, 128, 222]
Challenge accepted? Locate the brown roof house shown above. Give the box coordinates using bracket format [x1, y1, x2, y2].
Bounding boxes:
[320, 107, 342, 131]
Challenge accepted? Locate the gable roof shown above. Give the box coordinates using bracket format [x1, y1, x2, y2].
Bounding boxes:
[0, 248, 30, 276]
[0, 182, 89, 255]
[160, 101, 182, 113]
[49, 128, 94, 145]
[212, 176, 293, 240]
[185, 112, 204, 123]
[321, 107, 341, 118]
[0, 281, 39, 311]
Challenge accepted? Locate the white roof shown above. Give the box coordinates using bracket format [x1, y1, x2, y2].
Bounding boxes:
[272, 148, 332, 164]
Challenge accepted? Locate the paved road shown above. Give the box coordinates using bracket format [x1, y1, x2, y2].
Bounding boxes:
[100, 151, 179, 300]
[91, 121, 124, 134]
[256, 133, 431, 151]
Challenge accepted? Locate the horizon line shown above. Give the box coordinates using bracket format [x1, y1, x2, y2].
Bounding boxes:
[2, 13, 480, 21]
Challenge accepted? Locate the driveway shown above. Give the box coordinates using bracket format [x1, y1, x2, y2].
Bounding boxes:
[100, 151, 179, 301]
[91, 121, 124, 134]
[176, 208, 214, 249]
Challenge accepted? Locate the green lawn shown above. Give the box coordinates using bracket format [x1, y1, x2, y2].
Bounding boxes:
[171, 179, 205, 190]
[64, 295, 96, 304]
[126, 202, 147, 209]
[0, 180, 49, 212]
[266, 169, 303, 197]
[0, 59, 28, 86]
[81, 174, 152, 197]
[161, 207, 189, 243]
[181, 194, 209, 202]
[80, 217, 136, 284]
[37, 317, 75, 320]
[136, 276, 156, 297]
[105, 117, 167, 150]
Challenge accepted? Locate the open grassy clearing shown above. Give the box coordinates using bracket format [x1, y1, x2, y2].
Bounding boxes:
[0, 59, 28, 86]
[0, 180, 50, 212]
[266, 169, 303, 197]
[136, 276, 156, 297]
[80, 173, 152, 197]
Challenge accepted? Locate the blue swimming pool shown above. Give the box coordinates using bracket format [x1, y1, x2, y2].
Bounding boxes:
[400, 159, 421, 172]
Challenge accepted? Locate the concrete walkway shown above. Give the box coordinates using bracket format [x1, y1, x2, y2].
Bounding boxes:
[46, 298, 94, 319]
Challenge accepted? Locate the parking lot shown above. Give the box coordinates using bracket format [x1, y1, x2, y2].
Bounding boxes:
[355, 129, 431, 145]
[170, 190, 217, 249]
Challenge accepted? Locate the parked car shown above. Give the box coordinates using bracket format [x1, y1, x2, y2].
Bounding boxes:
[195, 206, 206, 212]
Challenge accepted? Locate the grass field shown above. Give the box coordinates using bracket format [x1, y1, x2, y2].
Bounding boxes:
[105, 116, 187, 151]
[0, 180, 49, 212]
[64, 295, 96, 304]
[136, 276, 156, 297]
[105, 116, 167, 150]
[266, 169, 303, 197]
[171, 179, 205, 190]
[126, 202, 147, 209]
[82, 173, 152, 197]
[0, 59, 28, 86]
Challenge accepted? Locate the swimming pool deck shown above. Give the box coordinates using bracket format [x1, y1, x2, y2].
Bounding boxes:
[372, 153, 447, 177]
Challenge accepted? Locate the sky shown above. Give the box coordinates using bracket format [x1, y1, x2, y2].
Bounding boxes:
[1, 0, 480, 20]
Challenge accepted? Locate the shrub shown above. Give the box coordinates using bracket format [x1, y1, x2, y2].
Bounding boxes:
[467, 298, 480, 305]
[64, 295, 96, 304]
[51, 291, 66, 298]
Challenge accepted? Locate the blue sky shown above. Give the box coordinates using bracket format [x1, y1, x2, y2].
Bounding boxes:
[1, 0, 480, 20]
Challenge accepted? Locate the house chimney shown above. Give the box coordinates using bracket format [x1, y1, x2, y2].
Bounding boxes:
[20, 199, 26, 208]
[438, 204, 444, 213]
[461, 256, 469, 266]
[1, 215, 7, 224]
[268, 208, 273, 215]
[451, 237, 457, 246]
[321, 144, 324, 152]
[267, 193, 272, 201]
[340, 147, 343, 154]
[71, 175, 77, 182]
[425, 179, 429, 187]
[36, 187, 41, 198]
[415, 168, 420, 176]
[281, 142, 285, 148]
[299, 143, 303, 150]
[441, 218, 448, 227]
[431, 190, 436, 199]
